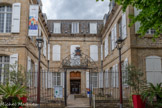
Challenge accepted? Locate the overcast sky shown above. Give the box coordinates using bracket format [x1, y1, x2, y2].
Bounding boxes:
[41, 0, 109, 20]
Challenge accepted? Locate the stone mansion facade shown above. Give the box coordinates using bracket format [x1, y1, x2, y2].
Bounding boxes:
[0, 0, 161, 98]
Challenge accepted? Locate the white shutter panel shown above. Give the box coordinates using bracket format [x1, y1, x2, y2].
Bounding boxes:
[86, 72, 89, 88]
[10, 54, 18, 72]
[101, 44, 103, 60]
[123, 58, 128, 86]
[61, 72, 64, 88]
[39, 26, 41, 36]
[90, 45, 98, 61]
[99, 72, 103, 88]
[48, 44, 50, 60]
[105, 69, 109, 88]
[27, 56, 31, 72]
[134, 7, 141, 33]
[111, 29, 114, 50]
[90, 23, 97, 34]
[104, 36, 108, 57]
[53, 45, 61, 61]
[115, 64, 119, 87]
[43, 37, 46, 56]
[48, 72, 52, 88]
[114, 24, 117, 47]
[113, 65, 116, 87]
[34, 63, 38, 87]
[122, 13, 127, 39]
[11, 3, 21, 33]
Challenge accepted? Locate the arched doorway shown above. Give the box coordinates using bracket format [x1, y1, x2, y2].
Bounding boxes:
[70, 71, 81, 94]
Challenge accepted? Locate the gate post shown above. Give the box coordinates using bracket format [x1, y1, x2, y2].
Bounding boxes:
[64, 69, 67, 106]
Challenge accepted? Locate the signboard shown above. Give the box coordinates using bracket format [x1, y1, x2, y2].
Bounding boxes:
[28, 5, 39, 36]
[54, 86, 63, 98]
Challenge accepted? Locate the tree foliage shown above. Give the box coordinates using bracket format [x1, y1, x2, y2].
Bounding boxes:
[97, 0, 162, 40]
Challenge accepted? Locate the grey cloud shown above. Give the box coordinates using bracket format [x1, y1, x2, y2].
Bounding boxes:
[42, 0, 109, 19]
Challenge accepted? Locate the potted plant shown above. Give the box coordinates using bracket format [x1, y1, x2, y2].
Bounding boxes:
[124, 65, 146, 108]
[0, 83, 27, 108]
[141, 83, 162, 108]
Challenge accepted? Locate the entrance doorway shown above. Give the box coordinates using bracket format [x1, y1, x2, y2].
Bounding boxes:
[70, 71, 81, 94]
[70, 80, 80, 94]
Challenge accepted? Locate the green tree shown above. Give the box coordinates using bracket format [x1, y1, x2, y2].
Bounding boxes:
[97, 0, 162, 40]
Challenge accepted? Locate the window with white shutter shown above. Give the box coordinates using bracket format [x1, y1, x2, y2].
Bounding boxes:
[27, 56, 31, 86]
[122, 13, 127, 39]
[61, 72, 64, 88]
[111, 24, 117, 50]
[53, 45, 61, 61]
[48, 72, 52, 88]
[71, 22, 79, 34]
[53, 23, 61, 33]
[43, 37, 47, 57]
[146, 56, 162, 85]
[104, 36, 108, 57]
[90, 45, 98, 61]
[11, 3, 21, 33]
[0, 5, 12, 33]
[90, 23, 97, 34]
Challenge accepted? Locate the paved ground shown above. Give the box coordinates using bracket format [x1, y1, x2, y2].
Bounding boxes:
[66, 95, 90, 108]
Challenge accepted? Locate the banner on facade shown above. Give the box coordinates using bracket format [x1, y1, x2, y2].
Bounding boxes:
[54, 86, 63, 98]
[28, 5, 39, 36]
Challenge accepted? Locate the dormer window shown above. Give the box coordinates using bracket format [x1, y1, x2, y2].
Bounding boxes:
[71, 22, 79, 34]
[90, 23, 97, 34]
[53, 23, 61, 34]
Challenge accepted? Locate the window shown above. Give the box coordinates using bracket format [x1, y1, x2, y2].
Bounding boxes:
[90, 45, 98, 61]
[71, 22, 79, 34]
[146, 29, 155, 34]
[53, 23, 61, 33]
[0, 6, 12, 33]
[53, 45, 61, 61]
[53, 72, 61, 86]
[90, 23, 97, 34]
[146, 56, 162, 85]
[0, 56, 10, 84]
[91, 72, 98, 88]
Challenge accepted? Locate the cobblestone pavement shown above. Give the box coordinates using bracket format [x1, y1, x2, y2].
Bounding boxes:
[66, 95, 90, 108]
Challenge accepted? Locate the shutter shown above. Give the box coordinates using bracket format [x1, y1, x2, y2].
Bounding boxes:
[123, 58, 128, 86]
[34, 63, 38, 87]
[10, 54, 18, 72]
[104, 36, 108, 57]
[111, 29, 114, 50]
[114, 24, 117, 47]
[53, 45, 61, 61]
[27, 56, 31, 72]
[99, 72, 103, 88]
[101, 44, 103, 60]
[86, 72, 89, 88]
[38, 25, 41, 36]
[122, 13, 127, 39]
[105, 69, 109, 88]
[11, 3, 21, 33]
[61, 72, 64, 88]
[70, 45, 80, 58]
[115, 64, 119, 87]
[43, 37, 46, 56]
[77, 22, 79, 33]
[48, 72, 52, 88]
[70, 45, 80, 66]
[48, 44, 50, 60]
[90, 23, 97, 34]
[90, 45, 98, 61]
[134, 7, 141, 33]
[113, 65, 116, 87]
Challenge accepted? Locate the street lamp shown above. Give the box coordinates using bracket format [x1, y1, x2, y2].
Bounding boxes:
[116, 37, 124, 108]
[36, 36, 44, 108]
